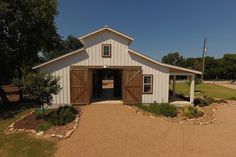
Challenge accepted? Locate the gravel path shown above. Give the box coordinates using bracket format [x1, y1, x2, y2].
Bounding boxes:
[55, 103, 236, 157]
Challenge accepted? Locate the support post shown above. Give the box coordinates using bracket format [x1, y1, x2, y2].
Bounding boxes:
[190, 74, 195, 105]
[172, 75, 176, 97]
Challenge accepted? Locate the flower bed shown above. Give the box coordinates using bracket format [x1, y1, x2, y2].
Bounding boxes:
[7, 106, 82, 140]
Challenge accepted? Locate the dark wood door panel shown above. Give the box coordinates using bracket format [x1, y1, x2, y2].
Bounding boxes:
[123, 67, 142, 105]
[70, 67, 89, 104]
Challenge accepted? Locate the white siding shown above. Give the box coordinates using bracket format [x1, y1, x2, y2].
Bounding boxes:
[40, 30, 170, 105]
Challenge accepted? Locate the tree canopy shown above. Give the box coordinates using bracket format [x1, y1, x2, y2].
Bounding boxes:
[0, 0, 60, 82]
[161, 52, 236, 80]
[161, 52, 185, 66]
[41, 35, 83, 61]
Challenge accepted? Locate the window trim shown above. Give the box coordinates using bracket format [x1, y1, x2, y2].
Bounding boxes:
[101, 44, 111, 58]
[142, 74, 153, 94]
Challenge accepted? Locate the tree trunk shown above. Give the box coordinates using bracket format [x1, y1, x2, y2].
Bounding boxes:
[0, 87, 9, 105]
[19, 89, 23, 102]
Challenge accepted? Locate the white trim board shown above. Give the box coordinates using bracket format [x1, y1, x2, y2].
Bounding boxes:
[33, 48, 85, 69]
[128, 49, 202, 75]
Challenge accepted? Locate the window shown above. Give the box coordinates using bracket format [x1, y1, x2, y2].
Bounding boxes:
[143, 75, 153, 94]
[102, 44, 111, 57]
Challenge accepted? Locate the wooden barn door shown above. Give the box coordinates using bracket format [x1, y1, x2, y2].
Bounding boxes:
[70, 67, 90, 104]
[123, 67, 142, 105]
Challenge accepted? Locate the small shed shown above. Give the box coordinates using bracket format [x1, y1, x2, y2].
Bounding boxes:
[33, 27, 201, 106]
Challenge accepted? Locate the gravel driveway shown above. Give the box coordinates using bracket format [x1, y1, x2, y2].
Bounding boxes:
[55, 103, 236, 157]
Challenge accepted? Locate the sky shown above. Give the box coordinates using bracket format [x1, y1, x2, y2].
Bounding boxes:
[55, 0, 236, 60]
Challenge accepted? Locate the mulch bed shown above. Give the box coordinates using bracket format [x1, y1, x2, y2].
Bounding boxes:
[7, 106, 83, 140]
[13, 113, 46, 130]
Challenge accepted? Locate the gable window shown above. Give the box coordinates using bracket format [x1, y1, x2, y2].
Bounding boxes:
[143, 74, 153, 94]
[102, 44, 111, 57]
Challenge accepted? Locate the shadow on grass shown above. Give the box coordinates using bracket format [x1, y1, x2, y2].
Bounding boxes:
[169, 90, 190, 102]
[0, 101, 36, 120]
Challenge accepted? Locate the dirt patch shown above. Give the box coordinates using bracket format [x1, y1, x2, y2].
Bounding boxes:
[13, 112, 46, 130]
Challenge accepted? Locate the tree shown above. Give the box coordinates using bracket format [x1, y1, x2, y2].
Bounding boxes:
[0, 0, 60, 83]
[161, 52, 185, 66]
[203, 57, 224, 80]
[42, 35, 83, 61]
[13, 70, 61, 111]
[222, 54, 236, 81]
[183, 57, 195, 69]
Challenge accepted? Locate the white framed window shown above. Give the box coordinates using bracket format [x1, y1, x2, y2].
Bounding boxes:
[102, 44, 111, 57]
[143, 74, 153, 94]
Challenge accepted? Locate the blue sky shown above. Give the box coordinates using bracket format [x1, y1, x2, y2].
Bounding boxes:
[55, 0, 236, 60]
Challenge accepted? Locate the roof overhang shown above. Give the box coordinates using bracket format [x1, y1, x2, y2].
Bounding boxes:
[79, 27, 134, 45]
[33, 48, 85, 69]
[128, 49, 202, 75]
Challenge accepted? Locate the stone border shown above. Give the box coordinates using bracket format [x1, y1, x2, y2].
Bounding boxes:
[6, 107, 83, 140]
[7, 111, 37, 134]
[125, 100, 236, 125]
[44, 114, 80, 139]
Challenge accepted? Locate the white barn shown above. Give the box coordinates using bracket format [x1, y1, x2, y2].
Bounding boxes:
[33, 27, 201, 106]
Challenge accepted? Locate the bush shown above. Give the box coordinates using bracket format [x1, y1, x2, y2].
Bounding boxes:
[12, 70, 61, 110]
[45, 106, 77, 126]
[194, 96, 227, 107]
[34, 108, 49, 119]
[136, 103, 177, 117]
[158, 103, 177, 117]
[136, 104, 151, 112]
[194, 96, 214, 107]
[183, 106, 204, 118]
[36, 123, 52, 132]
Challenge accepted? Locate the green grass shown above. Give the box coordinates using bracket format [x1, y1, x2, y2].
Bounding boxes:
[173, 83, 236, 99]
[0, 109, 56, 157]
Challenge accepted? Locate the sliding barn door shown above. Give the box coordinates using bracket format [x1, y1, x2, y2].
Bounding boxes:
[123, 67, 142, 105]
[70, 67, 90, 104]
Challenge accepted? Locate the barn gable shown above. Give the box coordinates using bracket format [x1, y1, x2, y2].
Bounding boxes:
[79, 27, 133, 47]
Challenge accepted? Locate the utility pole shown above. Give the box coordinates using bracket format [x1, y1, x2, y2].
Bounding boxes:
[201, 37, 208, 81]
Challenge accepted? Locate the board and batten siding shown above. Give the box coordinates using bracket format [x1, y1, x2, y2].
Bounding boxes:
[39, 30, 170, 105]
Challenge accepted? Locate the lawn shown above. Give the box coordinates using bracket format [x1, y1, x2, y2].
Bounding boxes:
[173, 82, 236, 99]
[0, 107, 56, 157]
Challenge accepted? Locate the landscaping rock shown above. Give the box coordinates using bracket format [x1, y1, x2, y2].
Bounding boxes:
[127, 100, 236, 125]
[6, 107, 83, 140]
[37, 131, 44, 136]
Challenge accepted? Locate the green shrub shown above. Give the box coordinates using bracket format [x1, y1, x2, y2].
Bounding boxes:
[136, 104, 151, 112]
[12, 71, 61, 111]
[183, 106, 204, 118]
[136, 103, 177, 117]
[45, 106, 77, 126]
[36, 123, 52, 132]
[34, 108, 48, 119]
[194, 96, 214, 107]
[158, 103, 177, 117]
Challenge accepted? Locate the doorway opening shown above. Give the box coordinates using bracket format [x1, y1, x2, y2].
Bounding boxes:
[91, 69, 122, 102]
